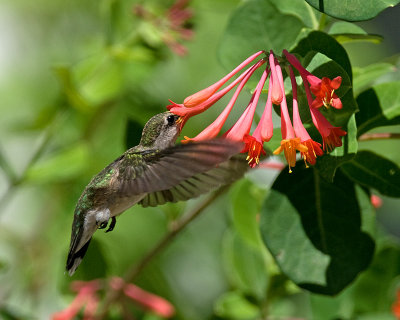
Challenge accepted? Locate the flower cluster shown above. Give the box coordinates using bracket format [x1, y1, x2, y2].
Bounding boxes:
[52, 278, 175, 319]
[167, 50, 347, 171]
[133, 0, 194, 56]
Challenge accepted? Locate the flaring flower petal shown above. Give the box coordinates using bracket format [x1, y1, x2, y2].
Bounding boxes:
[273, 138, 308, 173]
[301, 139, 323, 166]
[242, 134, 266, 168]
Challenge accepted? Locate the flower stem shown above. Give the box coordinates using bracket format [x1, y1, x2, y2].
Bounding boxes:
[96, 185, 230, 319]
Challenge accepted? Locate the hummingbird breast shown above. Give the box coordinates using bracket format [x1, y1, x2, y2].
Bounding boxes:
[107, 193, 147, 217]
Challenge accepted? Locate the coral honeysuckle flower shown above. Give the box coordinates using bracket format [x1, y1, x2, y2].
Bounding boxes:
[309, 107, 347, 151]
[110, 277, 175, 318]
[300, 68, 347, 152]
[53, 279, 175, 320]
[183, 50, 265, 107]
[258, 72, 274, 142]
[370, 194, 383, 209]
[52, 280, 100, 320]
[272, 62, 307, 172]
[168, 55, 266, 127]
[133, 0, 194, 57]
[243, 134, 266, 168]
[182, 59, 266, 143]
[289, 66, 323, 166]
[283, 49, 343, 110]
[393, 290, 400, 320]
[269, 52, 283, 105]
[224, 67, 269, 141]
[307, 75, 343, 109]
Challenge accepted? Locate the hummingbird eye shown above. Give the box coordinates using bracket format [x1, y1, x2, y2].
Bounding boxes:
[98, 221, 108, 229]
[166, 115, 176, 125]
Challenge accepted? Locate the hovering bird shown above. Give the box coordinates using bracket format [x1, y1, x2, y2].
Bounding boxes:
[66, 111, 247, 275]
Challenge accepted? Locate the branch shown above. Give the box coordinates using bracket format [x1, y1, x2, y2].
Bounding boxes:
[96, 184, 230, 319]
[359, 132, 400, 141]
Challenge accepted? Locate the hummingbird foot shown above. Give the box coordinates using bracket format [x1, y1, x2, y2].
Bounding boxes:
[105, 217, 116, 233]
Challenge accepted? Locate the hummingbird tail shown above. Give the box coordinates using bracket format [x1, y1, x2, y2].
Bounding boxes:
[66, 237, 92, 276]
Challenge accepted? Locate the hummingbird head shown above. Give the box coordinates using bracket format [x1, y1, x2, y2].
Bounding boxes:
[139, 111, 182, 149]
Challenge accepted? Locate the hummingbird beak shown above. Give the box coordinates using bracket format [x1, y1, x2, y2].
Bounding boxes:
[176, 116, 186, 131]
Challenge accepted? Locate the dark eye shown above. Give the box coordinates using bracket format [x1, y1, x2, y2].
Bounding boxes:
[98, 221, 108, 229]
[167, 115, 176, 125]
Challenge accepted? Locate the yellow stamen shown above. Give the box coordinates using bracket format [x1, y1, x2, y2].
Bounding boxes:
[273, 138, 308, 171]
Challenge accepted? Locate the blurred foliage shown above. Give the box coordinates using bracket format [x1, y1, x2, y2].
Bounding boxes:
[0, 0, 400, 319]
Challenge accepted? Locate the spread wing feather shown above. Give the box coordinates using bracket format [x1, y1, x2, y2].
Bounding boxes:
[139, 154, 249, 207]
[117, 139, 244, 197]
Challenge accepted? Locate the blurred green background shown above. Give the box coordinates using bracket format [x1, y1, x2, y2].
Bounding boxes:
[0, 0, 399, 319]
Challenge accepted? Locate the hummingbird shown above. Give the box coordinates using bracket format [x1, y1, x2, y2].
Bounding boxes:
[66, 111, 248, 275]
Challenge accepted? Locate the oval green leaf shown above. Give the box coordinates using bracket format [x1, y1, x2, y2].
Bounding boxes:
[260, 166, 375, 295]
[218, 0, 305, 69]
[305, 0, 400, 21]
[356, 81, 400, 136]
[341, 151, 400, 197]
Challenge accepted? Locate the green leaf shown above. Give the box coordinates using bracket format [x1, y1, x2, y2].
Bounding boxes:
[52, 65, 92, 112]
[222, 230, 268, 300]
[230, 179, 264, 248]
[0, 308, 25, 320]
[214, 291, 260, 320]
[341, 151, 400, 197]
[356, 81, 400, 136]
[314, 114, 358, 182]
[25, 143, 90, 184]
[353, 62, 395, 96]
[329, 21, 383, 44]
[352, 245, 400, 313]
[79, 58, 124, 105]
[277, 0, 321, 29]
[305, 0, 400, 21]
[218, 0, 305, 69]
[260, 166, 375, 295]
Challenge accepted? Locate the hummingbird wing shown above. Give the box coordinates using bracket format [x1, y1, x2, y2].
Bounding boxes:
[139, 154, 248, 207]
[117, 139, 244, 197]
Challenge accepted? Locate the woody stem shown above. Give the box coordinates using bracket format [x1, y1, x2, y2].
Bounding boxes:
[359, 133, 400, 141]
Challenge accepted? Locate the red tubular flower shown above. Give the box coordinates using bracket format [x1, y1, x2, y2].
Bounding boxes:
[393, 290, 400, 320]
[269, 52, 283, 105]
[168, 53, 266, 127]
[242, 134, 266, 168]
[133, 0, 194, 57]
[182, 59, 266, 142]
[272, 60, 307, 172]
[52, 280, 101, 320]
[309, 107, 347, 151]
[370, 194, 383, 209]
[289, 66, 323, 166]
[224, 66, 269, 141]
[283, 49, 343, 110]
[183, 51, 265, 107]
[307, 75, 343, 109]
[258, 70, 274, 142]
[111, 277, 175, 318]
[298, 66, 347, 152]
